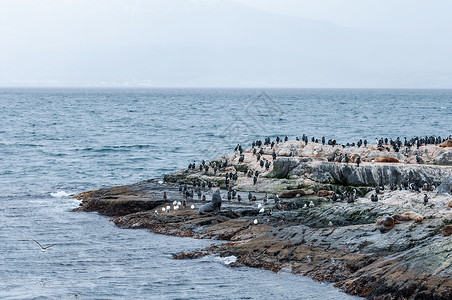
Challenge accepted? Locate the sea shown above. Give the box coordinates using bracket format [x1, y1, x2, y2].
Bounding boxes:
[1, 88, 451, 299]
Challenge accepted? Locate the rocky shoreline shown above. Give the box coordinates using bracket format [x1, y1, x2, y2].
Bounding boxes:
[73, 139, 452, 299]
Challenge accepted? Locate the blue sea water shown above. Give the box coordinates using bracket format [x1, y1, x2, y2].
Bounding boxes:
[1, 88, 451, 299]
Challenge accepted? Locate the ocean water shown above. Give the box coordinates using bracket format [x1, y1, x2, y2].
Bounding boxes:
[1, 88, 451, 299]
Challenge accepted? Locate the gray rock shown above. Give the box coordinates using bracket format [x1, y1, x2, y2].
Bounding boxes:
[274, 158, 452, 187]
[435, 175, 452, 194]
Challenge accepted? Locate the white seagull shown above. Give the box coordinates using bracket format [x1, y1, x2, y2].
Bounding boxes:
[33, 239, 56, 252]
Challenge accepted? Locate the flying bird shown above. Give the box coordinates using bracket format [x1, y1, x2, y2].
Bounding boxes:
[32, 239, 56, 252]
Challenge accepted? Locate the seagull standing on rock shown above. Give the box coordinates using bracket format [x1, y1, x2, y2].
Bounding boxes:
[309, 201, 315, 208]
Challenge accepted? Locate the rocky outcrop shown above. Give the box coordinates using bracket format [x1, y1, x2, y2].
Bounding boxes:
[436, 176, 452, 194]
[73, 179, 167, 216]
[273, 159, 452, 187]
[73, 140, 452, 300]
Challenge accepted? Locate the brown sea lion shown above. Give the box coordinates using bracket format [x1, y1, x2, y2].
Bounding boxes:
[439, 139, 452, 147]
[375, 157, 400, 163]
[392, 214, 411, 222]
[447, 200, 452, 209]
[317, 190, 333, 197]
[442, 225, 452, 236]
[376, 214, 395, 233]
[401, 212, 423, 222]
[279, 189, 302, 198]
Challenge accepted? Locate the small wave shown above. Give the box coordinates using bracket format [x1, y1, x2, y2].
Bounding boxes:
[50, 191, 70, 198]
[213, 255, 237, 265]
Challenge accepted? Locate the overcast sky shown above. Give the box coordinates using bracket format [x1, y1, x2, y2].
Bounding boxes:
[0, 0, 451, 88]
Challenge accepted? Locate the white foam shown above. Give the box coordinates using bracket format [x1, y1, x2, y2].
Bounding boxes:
[214, 255, 237, 265]
[50, 191, 70, 198]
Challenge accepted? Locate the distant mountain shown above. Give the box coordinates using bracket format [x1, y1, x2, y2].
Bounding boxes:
[0, 0, 450, 87]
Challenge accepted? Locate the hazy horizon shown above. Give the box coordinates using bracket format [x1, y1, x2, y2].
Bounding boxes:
[1, 0, 451, 88]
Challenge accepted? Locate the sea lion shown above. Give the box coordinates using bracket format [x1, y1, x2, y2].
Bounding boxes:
[374, 157, 400, 163]
[317, 190, 333, 197]
[392, 214, 411, 222]
[439, 139, 452, 147]
[401, 212, 423, 223]
[198, 190, 222, 214]
[376, 214, 395, 233]
[442, 225, 452, 236]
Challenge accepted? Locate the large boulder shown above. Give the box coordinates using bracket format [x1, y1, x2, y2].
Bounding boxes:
[432, 149, 452, 165]
[272, 158, 303, 178]
[290, 161, 452, 187]
[435, 176, 452, 194]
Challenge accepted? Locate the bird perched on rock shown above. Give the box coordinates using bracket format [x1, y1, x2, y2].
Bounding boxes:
[253, 176, 258, 185]
[371, 194, 378, 202]
[253, 219, 258, 225]
[309, 201, 315, 208]
[237, 194, 241, 203]
[259, 207, 265, 213]
[424, 194, 429, 205]
[328, 221, 333, 227]
[416, 155, 422, 164]
[248, 192, 252, 201]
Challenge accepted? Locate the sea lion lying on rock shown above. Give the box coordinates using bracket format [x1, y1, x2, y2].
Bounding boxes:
[317, 190, 333, 197]
[392, 212, 423, 223]
[439, 139, 452, 147]
[442, 225, 452, 236]
[401, 212, 423, 222]
[374, 157, 400, 163]
[447, 201, 452, 209]
[377, 212, 424, 233]
[198, 190, 222, 214]
[376, 214, 395, 233]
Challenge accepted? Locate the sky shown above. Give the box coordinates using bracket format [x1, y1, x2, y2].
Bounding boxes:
[0, 0, 451, 88]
